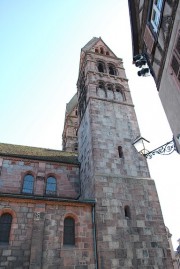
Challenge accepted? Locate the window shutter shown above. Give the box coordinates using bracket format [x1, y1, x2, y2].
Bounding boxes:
[144, 25, 155, 54]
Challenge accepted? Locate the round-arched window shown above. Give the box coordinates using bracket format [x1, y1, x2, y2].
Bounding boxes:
[46, 176, 57, 196]
[0, 213, 12, 243]
[22, 174, 34, 194]
[63, 217, 75, 245]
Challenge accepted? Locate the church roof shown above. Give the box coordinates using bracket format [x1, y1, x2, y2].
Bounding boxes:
[0, 143, 79, 165]
[81, 37, 100, 52]
[66, 93, 78, 114]
[81, 36, 118, 58]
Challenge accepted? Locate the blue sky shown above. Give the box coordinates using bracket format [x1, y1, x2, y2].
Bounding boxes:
[0, 0, 179, 248]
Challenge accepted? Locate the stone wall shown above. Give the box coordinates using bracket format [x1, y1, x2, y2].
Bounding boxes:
[0, 199, 95, 269]
[0, 157, 80, 198]
[94, 175, 173, 268]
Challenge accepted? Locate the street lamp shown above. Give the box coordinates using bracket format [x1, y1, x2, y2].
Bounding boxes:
[132, 136, 177, 159]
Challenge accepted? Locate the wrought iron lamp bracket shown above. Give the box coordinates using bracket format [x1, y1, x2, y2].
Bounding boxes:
[144, 139, 176, 159]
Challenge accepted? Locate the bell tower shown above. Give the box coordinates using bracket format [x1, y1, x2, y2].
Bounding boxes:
[77, 37, 173, 268]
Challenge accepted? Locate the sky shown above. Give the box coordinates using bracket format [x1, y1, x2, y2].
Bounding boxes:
[0, 0, 179, 249]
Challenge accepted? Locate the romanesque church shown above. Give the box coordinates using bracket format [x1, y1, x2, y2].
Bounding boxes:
[0, 38, 173, 268]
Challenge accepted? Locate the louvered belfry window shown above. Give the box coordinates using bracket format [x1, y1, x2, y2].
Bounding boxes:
[63, 217, 75, 245]
[0, 213, 12, 243]
[171, 31, 180, 83]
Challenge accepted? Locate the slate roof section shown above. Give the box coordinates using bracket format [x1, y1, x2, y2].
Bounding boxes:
[0, 143, 79, 165]
[81, 36, 118, 58]
[81, 37, 100, 52]
[66, 93, 78, 114]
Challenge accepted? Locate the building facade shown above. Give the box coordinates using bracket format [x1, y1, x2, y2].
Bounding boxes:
[0, 38, 173, 268]
[62, 93, 78, 152]
[175, 238, 180, 269]
[128, 0, 180, 153]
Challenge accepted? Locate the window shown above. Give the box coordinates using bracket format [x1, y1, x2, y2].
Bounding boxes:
[107, 84, 113, 91]
[150, 0, 163, 32]
[98, 81, 105, 90]
[98, 62, 105, 73]
[63, 217, 75, 245]
[95, 48, 99, 53]
[118, 146, 123, 158]
[0, 213, 12, 243]
[74, 143, 78, 151]
[46, 176, 57, 196]
[108, 64, 116, 75]
[171, 31, 180, 83]
[106, 51, 110, 56]
[100, 47, 104, 54]
[115, 86, 125, 101]
[22, 174, 34, 194]
[124, 205, 131, 219]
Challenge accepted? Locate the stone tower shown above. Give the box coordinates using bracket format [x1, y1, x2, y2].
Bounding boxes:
[62, 93, 78, 152]
[77, 37, 173, 268]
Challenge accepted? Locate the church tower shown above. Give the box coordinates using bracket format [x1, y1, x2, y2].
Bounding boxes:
[77, 37, 173, 268]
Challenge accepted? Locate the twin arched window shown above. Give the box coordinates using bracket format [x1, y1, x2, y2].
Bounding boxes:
[63, 217, 75, 245]
[22, 174, 57, 196]
[0, 213, 12, 243]
[97, 61, 117, 76]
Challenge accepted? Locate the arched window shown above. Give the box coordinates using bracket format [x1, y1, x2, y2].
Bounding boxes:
[116, 87, 121, 93]
[124, 205, 131, 219]
[100, 47, 104, 54]
[95, 48, 99, 53]
[0, 213, 12, 243]
[118, 146, 123, 158]
[115, 86, 125, 101]
[109, 65, 116, 75]
[98, 62, 105, 73]
[106, 51, 110, 56]
[98, 81, 105, 89]
[63, 217, 75, 245]
[107, 84, 113, 91]
[46, 176, 57, 196]
[22, 174, 34, 194]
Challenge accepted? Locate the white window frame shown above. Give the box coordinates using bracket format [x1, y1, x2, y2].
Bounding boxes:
[151, 0, 163, 32]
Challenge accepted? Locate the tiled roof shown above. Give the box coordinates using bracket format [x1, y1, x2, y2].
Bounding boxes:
[0, 143, 79, 165]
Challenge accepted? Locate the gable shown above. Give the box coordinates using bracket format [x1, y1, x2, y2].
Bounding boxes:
[82, 37, 117, 58]
[79, 37, 118, 73]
